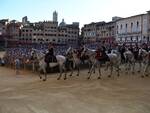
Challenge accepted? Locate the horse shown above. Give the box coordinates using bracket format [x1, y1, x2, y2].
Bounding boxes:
[123, 48, 143, 74]
[82, 47, 120, 79]
[138, 48, 150, 77]
[123, 48, 135, 74]
[65, 47, 93, 76]
[30, 49, 67, 81]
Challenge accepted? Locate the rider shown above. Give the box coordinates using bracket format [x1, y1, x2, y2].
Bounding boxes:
[142, 43, 149, 52]
[78, 44, 85, 63]
[133, 43, 139, 60]
[128, 44, 134, 53]
[45, 43, 57, 69]
[95, 45, 102, 61]
[120, 43, 126, 63]
[101, 45, 110, 63]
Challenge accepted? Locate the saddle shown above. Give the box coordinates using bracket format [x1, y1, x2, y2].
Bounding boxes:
[45, 54, 57, 63]
[96, 51, 110, 63]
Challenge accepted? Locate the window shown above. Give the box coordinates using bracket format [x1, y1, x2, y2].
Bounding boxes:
[136, 36, 138, 41]
[137, 21, 139, 28]
[131, 23, 133, 28]
[120, 24, 122, 29]
[131, 37, 133, 41]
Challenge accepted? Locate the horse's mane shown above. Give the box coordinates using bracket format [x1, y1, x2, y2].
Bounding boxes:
[32, 48, 45, 56]
[87, 48, 96, 52]
[66, 47, 72, 54]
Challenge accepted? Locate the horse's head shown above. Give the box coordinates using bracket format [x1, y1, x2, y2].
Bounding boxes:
[30, 48, 45, 61]
[30, 49, 37, 60]
[80, 46, 87, 57]
[139, 48, 147, 57]
[66, 47, 72, 55]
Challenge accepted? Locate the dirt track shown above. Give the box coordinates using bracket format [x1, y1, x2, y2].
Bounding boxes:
[0, 66, 150, 113]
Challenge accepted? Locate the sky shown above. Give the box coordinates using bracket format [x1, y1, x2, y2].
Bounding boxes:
[0, 0, 150, 28]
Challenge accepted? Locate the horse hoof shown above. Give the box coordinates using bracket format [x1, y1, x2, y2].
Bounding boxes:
[76, 74, 79, 76]
[145, 74, 149, 77]
[132, 72, 135, 75]
[93, 71, 95, 74]
[108, 75, 111, 78]
[138, 70, 141, 73]
[88, 71, 90, 74]
[69, 74, 72, 76]
[141, 76, 144, 78]
[97, 77, 101, 79]
[87, 77, 90, 80]
[40, 77, 42, 79]
[43, 79, 46, 81]
[57, 78, 60, 80]
[64, 78, 67, 80]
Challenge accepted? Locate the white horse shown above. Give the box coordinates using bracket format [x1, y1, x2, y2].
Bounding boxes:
[123, 48, 143, 74]
[123, 49, 135, 74]
[82, 48, 120, 79]
[138, 48, 150, 77]
[31, 49, 67, 81]
[65, 47, 93, 76]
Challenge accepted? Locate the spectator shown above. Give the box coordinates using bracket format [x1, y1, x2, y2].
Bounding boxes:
[14, 58, 21, 75]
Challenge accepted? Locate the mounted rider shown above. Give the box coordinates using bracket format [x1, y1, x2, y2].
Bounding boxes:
[44, 43, 57, 69]
[133, 43, 140, 60]
[119, 43, 126, 63]
[77, 44, 88, 63]
[95, 44, 110, 64]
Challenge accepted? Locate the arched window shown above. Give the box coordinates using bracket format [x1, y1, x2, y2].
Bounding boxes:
[131, 23, 133, 28]
[126, 24, 127, 28]
[120, 24, 122, 30]
[137, 21, 139, 28]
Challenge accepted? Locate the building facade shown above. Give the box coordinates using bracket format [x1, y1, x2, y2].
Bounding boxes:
[116, 11, 150, 44]
[20, 21, 79, 45]
[81, 21, 115, 44]
[81, 22, 97, 43]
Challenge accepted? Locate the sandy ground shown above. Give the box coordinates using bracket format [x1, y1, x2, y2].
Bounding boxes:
[0, 66, 150, 113]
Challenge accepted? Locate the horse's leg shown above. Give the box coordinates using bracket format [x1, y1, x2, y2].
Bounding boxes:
[108, 64, 113, 78]
[69, 61, 74, 76]
[125, 62, 128, 74]
[38, 67, 42, 79]
[115, 63, 120, 77]
[145, 63, 150, 77]
[76, 63, 80, 76]
[57, 65, 62, 80]
[105, 62, 109, 71]
[87, 62, 96, 79]
[69, 66, 74, 76]
[88, 62, 91, 73]
[142, 63, 149, 77]
[43, 67, 47, 81]
[138, 61, 142, 73]
[32, 62, 35, 72]
[117, 65, 120, 77]
[63, 64, 67, 80]
[132, 62, 135, 74]
[97, 63, 101, 79]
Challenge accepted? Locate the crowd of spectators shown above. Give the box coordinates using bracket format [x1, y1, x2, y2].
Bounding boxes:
[2, 44, 78, 69]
